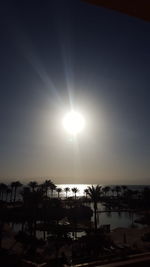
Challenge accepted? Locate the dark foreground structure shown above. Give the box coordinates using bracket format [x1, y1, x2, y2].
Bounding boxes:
[82, 0, 150, 22]
[75, 252, 150, 267]
[1, 182, 150, 266]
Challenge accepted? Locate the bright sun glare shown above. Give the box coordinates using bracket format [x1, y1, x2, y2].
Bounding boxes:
[63, 111, 85, 135]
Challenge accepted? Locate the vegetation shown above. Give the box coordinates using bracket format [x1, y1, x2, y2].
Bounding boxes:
[64, 187, 70, 198]
[0, 180, 150, 266]
[56, 187, 62, 198]
[28, 181, 38, 192]
[72, 187, 79, 199]
[87, 185, 101, 231]
[84, 188, 89, 199]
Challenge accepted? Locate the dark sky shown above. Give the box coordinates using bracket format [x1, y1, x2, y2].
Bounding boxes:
[0, 0, 150, 184]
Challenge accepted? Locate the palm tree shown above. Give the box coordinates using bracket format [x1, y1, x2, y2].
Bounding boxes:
[84, 188, 89, 199]
[64, 187, 70, 198]
[6, 187, 12, 202]
[21, 186, 31, 197]
[121, 185, 128, 197]
[42, 180, 54, 197]
[87, 185, 101, 232]
[111, 187, 115, 197]
[56, 188, 62, 198]
[28, 181, 38, 192]
[40, 180, 56, 197]
[49, 181, 56, 198]
[102, 186, 110, 197]
[38, 183, 45, 194]
[10, 182, 16, 202]
[13, 181, 22, 202]
[43, 180, 51, 197]
[20, 186, 31, 208]
[21, 187, 43, 236]
[0, 183, 7, 201]
[122, 185, 127, 191]
[72, 187, 79, 200]
[115, 186, 121, 197]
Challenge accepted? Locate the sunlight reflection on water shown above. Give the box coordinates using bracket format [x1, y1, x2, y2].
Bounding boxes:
[55, 184, 91, 197]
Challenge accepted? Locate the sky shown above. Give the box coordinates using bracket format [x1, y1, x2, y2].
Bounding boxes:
[0, 0, 150, 185]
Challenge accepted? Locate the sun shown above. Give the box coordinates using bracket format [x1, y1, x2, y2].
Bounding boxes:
[63, 110, 85, 135]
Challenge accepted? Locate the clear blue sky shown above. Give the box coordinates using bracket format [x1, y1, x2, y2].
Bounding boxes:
[0, 0, 150, 184]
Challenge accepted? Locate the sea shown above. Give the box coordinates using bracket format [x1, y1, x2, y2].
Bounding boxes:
[53, 184, 150, 198]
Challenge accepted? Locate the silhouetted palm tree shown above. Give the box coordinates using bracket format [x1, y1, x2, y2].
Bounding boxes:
[84, 188, 89, 199]
[41, 179, 55, 197]
[20, 186, 31, 209]
[39, 180, 56, 198]
[43, 180, 51, 197]
[121, 185, 128, 197]
[6, 187, 12, 202]
[21, 187, 43, 236]
[72, 187, 79, 200]
[64, 187, 70, 198]
[115, 186, 121, 197]
[102, 186, 110, 197]
[13, 181, 22, 202]
[49, 180, 56, 198]
[122, 185, 127, 191]
[87, 185, 101, 232]
[0, 183, 7, 201]
[28, 181, 38, 192]
[56, 188, 62, 198]
[10, 182, 15, 202]
[111, 187, 115, 197]
[38, 183, 45, 194]
[21, 186, 31, 198]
